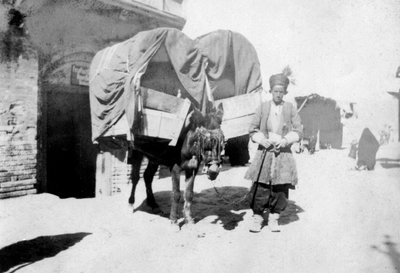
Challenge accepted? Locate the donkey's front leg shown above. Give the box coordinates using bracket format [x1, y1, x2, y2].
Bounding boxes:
[183, 169, 196, 224]
[170, 164, 181, 224]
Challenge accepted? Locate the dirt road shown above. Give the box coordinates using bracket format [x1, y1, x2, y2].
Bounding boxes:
[1, 143, 399, 273]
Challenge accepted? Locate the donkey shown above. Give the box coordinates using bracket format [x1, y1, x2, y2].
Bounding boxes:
[128, 104, 225, 226]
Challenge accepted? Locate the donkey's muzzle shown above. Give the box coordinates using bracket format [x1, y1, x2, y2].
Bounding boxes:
[205, 163, 220, 181]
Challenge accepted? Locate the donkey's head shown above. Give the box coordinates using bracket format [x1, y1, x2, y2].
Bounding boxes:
[181, 103, 225, 180]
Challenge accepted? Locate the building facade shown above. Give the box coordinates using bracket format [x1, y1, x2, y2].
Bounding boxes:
[0, 0, 186, 198]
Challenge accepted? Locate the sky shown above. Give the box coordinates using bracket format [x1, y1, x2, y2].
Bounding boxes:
[182, 0, 400, 135]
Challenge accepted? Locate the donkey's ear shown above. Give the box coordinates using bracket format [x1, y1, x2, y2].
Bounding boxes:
[215, 103, 224, 120]
[190, 109, 206, 127]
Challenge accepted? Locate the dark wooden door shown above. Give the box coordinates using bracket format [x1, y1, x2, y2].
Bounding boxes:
[45, 84, 97, 198]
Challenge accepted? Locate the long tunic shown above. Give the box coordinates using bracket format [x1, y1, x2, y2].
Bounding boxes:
[244, 100, 302, 185]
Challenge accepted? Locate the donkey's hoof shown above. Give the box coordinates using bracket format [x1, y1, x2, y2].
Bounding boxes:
[170, 220, 181, 232]
[184, 218, 196, 225]
[181, 219, 196, 232]
[128, 196, 135, 205]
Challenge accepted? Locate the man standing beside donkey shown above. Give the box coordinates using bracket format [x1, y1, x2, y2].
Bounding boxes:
[245, 70, 303, 233]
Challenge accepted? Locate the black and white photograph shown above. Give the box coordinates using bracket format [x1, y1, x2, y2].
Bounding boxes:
[0, 0, 399, 272]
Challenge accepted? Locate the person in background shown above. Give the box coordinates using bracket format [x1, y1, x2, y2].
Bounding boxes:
[245, 72, 303, 233]
[356, 127, 380, 170]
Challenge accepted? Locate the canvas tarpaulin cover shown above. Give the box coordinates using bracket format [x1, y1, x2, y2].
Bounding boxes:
[196, 30, 262, 100]
[89, 28, 262, 142]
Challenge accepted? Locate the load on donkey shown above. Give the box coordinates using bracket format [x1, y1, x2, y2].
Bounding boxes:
[89, 28, 262, 227]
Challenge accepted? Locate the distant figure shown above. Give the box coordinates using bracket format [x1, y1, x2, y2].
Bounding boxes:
[379, 124, 393, 145]
[348, 139, 358, 159]
[298, 136, 317, 154]
[356, 128, 379, 170]
[244, 72, 302, 232]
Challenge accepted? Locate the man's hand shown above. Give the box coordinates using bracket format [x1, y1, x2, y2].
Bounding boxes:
[259, 138, 272, 149]
[276, 138, 288, 149]
[252, 132, 272, 149]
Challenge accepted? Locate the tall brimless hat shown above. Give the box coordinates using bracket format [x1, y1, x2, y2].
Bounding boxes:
[269, 73, 290, 90]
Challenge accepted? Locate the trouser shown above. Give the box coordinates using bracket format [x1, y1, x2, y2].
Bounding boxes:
[249, 182, 289, 215]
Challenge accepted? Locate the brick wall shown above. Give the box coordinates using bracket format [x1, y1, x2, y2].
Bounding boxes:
[0, 58, 38, 198]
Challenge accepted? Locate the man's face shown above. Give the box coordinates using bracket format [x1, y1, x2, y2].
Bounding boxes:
[271, 85, 286, 104]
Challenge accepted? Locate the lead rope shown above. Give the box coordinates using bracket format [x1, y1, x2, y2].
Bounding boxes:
[211, 178, 249, 206]
[210, 129, 250, 207]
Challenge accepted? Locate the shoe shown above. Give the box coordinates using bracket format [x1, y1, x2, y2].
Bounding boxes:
[249, 214, 264, 233]
[268, 213, 280, 232]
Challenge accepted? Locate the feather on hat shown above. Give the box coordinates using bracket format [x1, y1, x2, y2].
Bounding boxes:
[269, 66, 293, 90]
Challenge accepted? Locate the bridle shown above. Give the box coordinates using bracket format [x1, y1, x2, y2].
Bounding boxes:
[191, 127, 225, 167]
[182, 106, 225, 180]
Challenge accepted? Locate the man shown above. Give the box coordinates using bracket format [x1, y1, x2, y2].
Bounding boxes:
[245, 72, 303, 232]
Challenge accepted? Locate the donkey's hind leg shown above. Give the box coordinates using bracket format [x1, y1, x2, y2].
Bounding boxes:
[128, 151, 144, 205]
[143, 160, 160, 210]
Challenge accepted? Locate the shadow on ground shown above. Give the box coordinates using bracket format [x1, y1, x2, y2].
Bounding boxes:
[377, 158, 400, 169]
[134, 186, 249, 230]
[371, 234, 400, 273]
[134, 186, 304, 230]
[279, 200, 304, 225]
[0, 232, 91, 273]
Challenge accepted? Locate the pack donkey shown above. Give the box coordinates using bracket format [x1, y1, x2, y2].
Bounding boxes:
[128, 104, 225, 226]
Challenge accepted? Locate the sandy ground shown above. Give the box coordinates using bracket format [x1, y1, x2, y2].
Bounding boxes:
[1, 143, 400, 273]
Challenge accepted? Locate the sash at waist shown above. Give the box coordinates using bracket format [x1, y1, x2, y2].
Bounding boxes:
[257, 145, 292, 153]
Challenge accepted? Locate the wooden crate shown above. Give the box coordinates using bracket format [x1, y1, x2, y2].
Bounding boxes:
[95, 146, 128, 197]
[216, 92, 261, 140]
[103, 88, 191, 146]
